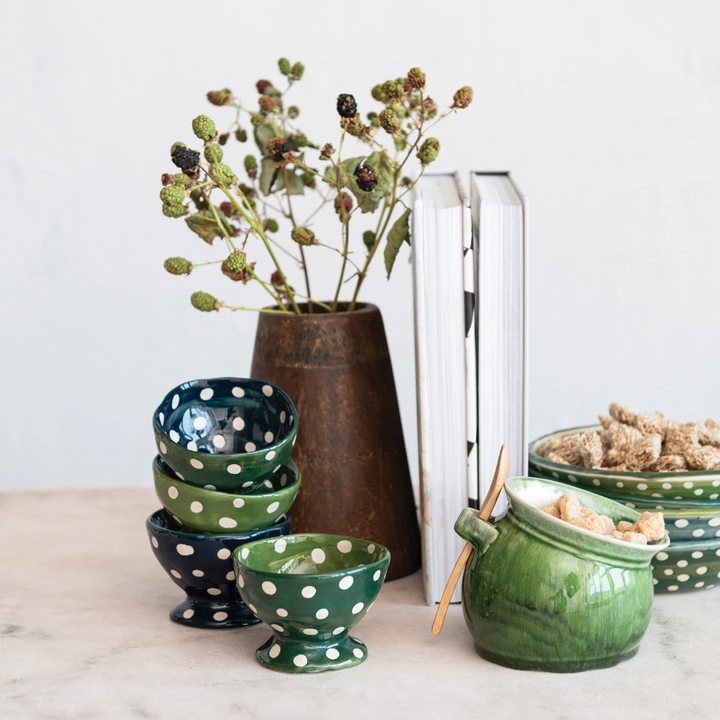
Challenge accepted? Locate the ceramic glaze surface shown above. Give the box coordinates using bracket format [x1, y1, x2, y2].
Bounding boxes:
[233, 533, 390, 673]
[529, 426, 720, 500]
[153, 455, 301, 533]
[146, 509, 291, 628]
[153, 378, 298, 492]
[457, 477, 668, 673]
[652, 537, 720, 593]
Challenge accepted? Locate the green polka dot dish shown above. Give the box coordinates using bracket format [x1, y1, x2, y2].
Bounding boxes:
[233, 533, 390, 674]
[529, 425, 720, 500]
[153, 377, 298, 493]
[153, 455, 301, 534]
[652, 536, 720, 593]
[575, 485, 720, 512]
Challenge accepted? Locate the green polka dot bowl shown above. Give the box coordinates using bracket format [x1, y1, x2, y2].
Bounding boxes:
[153, 377, 298, 493]
[576, 486, 720, 512]
[233, 533, 391, 674]
[652, 536, 720, 593]
[153, 455, 301, 534]
[529, 425, 720, 500]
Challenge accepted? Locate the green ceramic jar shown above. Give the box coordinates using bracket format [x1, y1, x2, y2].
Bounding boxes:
[456, 477, 669, 673]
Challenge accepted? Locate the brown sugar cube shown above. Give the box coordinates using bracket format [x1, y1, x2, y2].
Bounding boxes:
[609, 403, 641, 428]
[624, 434, 662, 471]
[649, 454, 687, 472]
[685, 445, 720, 471]
[634, 511, 665, 542]
[579, 430, 603, 469]
[635, 412, 668, 439]
[621, 531, 648, 545]
[579, 507, 595, 517]
[569, 514, 610, 535]
[557, 493, 581, 521]
[616, 520, 635, 533]
[698, 421, 720, 448]
[543, 503, 561, 518]
[663, 421, 700, 456]
[597, 515, 616, 534]
[609, 530, 625, 540]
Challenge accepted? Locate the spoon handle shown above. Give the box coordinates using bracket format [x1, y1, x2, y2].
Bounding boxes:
[431, 445, 510, 636]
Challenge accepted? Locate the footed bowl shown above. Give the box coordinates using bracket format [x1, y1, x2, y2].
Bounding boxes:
[153, 377, 298, 492]
[233, 533, 390, 673]
[153, 455, 300, 533]
[652, 536, 720, 593]
[146, 509, 290, 628]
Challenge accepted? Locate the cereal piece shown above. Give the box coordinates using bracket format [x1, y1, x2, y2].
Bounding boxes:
[698, 421, 720, 448]
[606, 464, 628, 471]
[536, 436, 560, 458]
[616, 521, 635, 533]
[598, 415, 614, 430]
[546, 451, 574, 465]
[557, 493, 581, 521]
[635, 412, 668, 439]
[663, 421, 700, 456]
[579, 430, 603, 469]
[601, 421, 643, 453]
[649, 454, 687, 472]
[634, 512, 665, 542]
[543, 503, 561, 518]
[609, 403, 641, 427]
[706, 418, 720, 431]
[621, 532, 648, 545]
[603, 447, 626, 467]
[685, 445, 720, 471]
[624, 433, 662, 471]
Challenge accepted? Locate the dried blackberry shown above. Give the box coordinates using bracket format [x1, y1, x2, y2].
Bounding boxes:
[355, 164, 378, 192]
[171, 145, 201, 172]
[267, 138, 291, 162]
[336, 94, 357, 118]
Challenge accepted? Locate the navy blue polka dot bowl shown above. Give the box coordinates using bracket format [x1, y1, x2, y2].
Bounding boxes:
[146, 509, 291, 629]
[153, 378, 298, 493]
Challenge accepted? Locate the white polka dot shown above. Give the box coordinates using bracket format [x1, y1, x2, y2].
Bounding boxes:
[677, 560, 688, 568]
[227, 464, 241, 475]
[652, 493, 662, 498]
[675, 519, 689, 528]
[695, 489, 704, 496]
[190, 501, 203, 513]
[200, 388, 214, 401]
[172, 394, 179, 409]
[677, 574, 690, 582]
[232, 387, 245, 398]
[182, 608, 194, 619]
[192, 569, 204, 577]
[159, 412, 165, 425]
[232, 498, 245, 509]
[273, 465, 280, 472]
[551, 471, 559, 478]
[168, 486, 179, 499]
[262, 581, 277, 595]
[656, 552, 669, 561]
[233, 417, 245, 431]
[653, 578, 658, 585]
[326, 648, 339, 660]
[316, 608, 329, 619]
[151, 537, 159, 549]
[248, 603, 257, 613]
[187, 441, 198, 452]
[301, 586, 316, 598]
[567, 474, 577, 483]
[692, 551, 704, 559]
[271, 624, 285, 632]
[289, 415, 294, 425]
[275, 539, 287, 553]
[241, 548, 249, 559]
[292, 436, 297, 446]
[664, 569, 674, 576]
[213, 611, 228, 621]
[693, 529, 706, 537]
[226, 570, 235, 581]
[662, 482, 672, 490]
[212, 435, 226, 449]
[697, 566, 708, 575]
[269, 644, 281, 658]
[353, 648, 364, 659]
[592, 479, 600, 487]
[281, 474, 288, 486]
[303, 628, 318, 636]
[176, 544, 194, 556]
[709, 518, 720, 527]
[616, 481, 624, 488]
[367, 544, 376, 554]
[245, 442, 256, 452]
[293, 654, 307, 668]
[311, 548, 326, 564]
[267, 502, 280, 513]
[280, 411, 286, 423]
[172, 515, 181, 524]
[237, 574, 244, 588]
[193, 417, 207, 431]
[217, 548, 231, 560]
[332, 627, 345, 635]
[208, 588, 222, 595]
[337, 540, 352, 554]
[352, 602, 364, 614]
[625, 503, 636, 509]
[218, 517, 237, 529]
[695, 581, 705, 588]
[714, 480, 720, 487]
[262, 385, 273, 397]
[265, 450, 276, 461]
[339, 577, 354, 590]
[242, 481, 253, 488]
[171, 569, 181, 578]
[668, 585, 679, 591]
[264, 431, 274, 444]
[716, 549, 720, 557]
[276, 608, 288, 617]
[636, 483, 647, 491]
[169, 430, 180, 443]
[203, 484, 215, 489]
[264, 480, 273, 489]
[683, 481, 694, 489]
[190, 459, 204, 469]
[159, 442, 167, 454]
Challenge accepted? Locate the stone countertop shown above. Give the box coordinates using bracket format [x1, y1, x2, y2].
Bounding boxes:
[1, 489, 718, 720]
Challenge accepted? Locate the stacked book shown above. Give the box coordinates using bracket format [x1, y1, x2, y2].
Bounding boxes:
[412, 172, 528, 605]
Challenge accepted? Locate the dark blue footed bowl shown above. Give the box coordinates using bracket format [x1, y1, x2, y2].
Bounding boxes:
[146, 509, 291, 628]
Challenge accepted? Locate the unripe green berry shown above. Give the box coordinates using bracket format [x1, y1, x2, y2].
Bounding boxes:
[204, 144, 223, 163]
[164, 257, 192, 275]
[345, 119, 364, 137]
[371, 84, 386, 102]
[173, 173, 193, 187]
[453, 86, 473, 109]
[191, 291, 219, 312]
[278, 58, 291, 75]
[265, 218, 279, 233]
[407, 67, 426, 91]
[382, 80, 404, 102]
[379, 108, 401, 134]
[288, 105, 299, 119]
[162, 203, 186, 218]
[417, 137, 440, 164]
[250, 113, 264, 128]
[235, 128, 248, 142]
[244, 155, 258, 171]
[192, 115, 217, 141]
[210, 163, 234, 186]
[225, 250, 247, 273]
[363, 230, 376, 247]
[291, 62, 304, 79]
[160, 185, 185, 205]
[291, 226, 317, 246]
[170, 141, 186, 154]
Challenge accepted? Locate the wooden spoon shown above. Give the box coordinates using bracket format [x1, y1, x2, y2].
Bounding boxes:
[431, 444, 510, 636]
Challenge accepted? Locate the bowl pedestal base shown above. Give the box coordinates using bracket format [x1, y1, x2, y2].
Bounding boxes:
[169, 597, 261, 629]
[255, 632, 368, 673]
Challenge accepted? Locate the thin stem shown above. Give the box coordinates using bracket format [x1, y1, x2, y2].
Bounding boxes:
[331, 216, 350, 312]
[248, 265, 288, 309]
[283, 166, 312, 312]
[220, 303, 292, 315]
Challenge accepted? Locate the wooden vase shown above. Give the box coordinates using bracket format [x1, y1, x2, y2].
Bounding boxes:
[250, 303, 421, 581]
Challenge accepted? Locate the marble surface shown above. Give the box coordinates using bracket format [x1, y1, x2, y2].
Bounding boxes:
[1, 489, 719, 720]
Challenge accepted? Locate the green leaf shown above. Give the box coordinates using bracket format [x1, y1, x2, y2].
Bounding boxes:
[185, 208, 231, 245]
[254, 123, 280, 155]
[259, 157, 278, 196]
[275, 167, 305, 196]
[354, 151, 393, 213]
[322, 156, 365, 188]
[384, 208, 411, 277]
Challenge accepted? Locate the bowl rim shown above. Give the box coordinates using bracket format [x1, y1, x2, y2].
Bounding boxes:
[529, 424, 720, 479]
[146, 508, 291, 540]
[233, 532, 391, 580]
[652, 534, 720, 552]
[152, 454, 301, 500]
[153, 377, 299, 461]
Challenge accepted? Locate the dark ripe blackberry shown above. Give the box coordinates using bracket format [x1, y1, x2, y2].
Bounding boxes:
[355, 164, 378, 192]
[171, 145, 201, 172]
[267, 138, 291, 161]
[336, 93, 357, 118]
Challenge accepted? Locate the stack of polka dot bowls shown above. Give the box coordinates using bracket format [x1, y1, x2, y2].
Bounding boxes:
[529, 425, 720, 595]
[146, 377, 301, 629]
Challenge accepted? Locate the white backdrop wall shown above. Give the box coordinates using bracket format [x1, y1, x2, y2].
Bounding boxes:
[2, 0, 720, 489]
